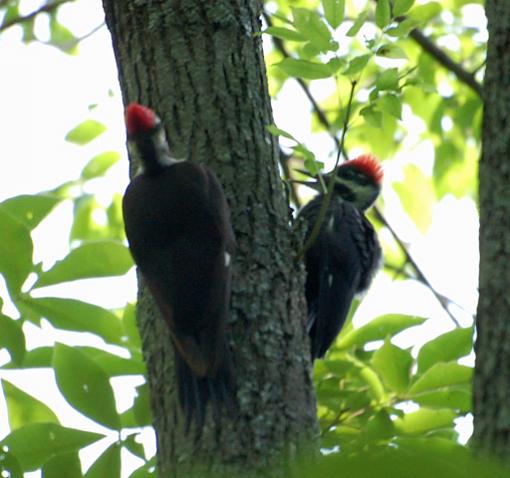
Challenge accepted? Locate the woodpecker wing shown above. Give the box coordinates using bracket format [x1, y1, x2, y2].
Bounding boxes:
[301, 196, 374, 359]
[123, 161, 234, 377]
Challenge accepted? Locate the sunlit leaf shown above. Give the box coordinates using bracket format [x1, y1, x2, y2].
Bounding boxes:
[407, 2, 442, 23]
[0, 194, 60, 230]
[81, 151, 121, 180]
[393, 164, 435, 233]
[393, 408, 456, 435]
[84, 443, 121, 478]
[34, 240, 133, 287]
[376, 68, 400, 91]
[267, 124, 297, 141]
[65, 120, 107, 145]
[376, 44, 408, 59]
[42, 451, 82, 478]
[417, 327, 473, 374]
[0, 209, 33, 292]
[393, 0, 415, 16]
[0, 423, 103, 471]
[343, 54, 372, 76]
[378, 94, 402, 119]
[277, 58, 334, 79]
[338, 314, 425, 349]
[19, 297, 124, 345]
[2, 380, 58, 431]
[375, 0, 391, 29]
[49, 15, 77, 54]
[322, 0, 345, 29]
[264, 26, 307, 42]
[410, 362, 472, 394]
[0, 313, 25, 365]
[371, 338, 413, 393]
[346, 10, 368, 36]
[53, 344, 121, 430]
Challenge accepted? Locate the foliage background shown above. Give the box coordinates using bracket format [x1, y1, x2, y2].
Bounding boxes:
[0, 0, 493, 476]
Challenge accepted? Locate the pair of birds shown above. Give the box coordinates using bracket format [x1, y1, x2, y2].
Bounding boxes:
[122, 103, 383, 431]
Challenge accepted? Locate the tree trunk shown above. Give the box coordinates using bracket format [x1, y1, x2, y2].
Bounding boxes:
[102, 1, 317, 475]
[473, 1, 510, 458]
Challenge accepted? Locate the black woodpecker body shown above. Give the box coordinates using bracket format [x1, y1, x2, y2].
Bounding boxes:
[122, 103, 236, 431]
[298, 155, 383, 360]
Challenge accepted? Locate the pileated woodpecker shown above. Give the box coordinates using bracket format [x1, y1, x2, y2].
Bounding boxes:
[298, 155, 383, 360]
[122, 103, 236, 431]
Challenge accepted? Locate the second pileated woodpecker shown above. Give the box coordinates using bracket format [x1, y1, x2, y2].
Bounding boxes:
[122, 103, 236, 431]
[298, 155, 383, 360]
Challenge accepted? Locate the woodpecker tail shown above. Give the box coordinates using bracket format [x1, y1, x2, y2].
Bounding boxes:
[175, 345, 236, 435]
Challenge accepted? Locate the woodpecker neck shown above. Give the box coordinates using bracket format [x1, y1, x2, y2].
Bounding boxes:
[333, 179, 380, 211]
[128, 123, 182, 176]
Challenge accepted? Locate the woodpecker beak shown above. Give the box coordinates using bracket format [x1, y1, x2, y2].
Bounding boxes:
[289, 179, 322, 191]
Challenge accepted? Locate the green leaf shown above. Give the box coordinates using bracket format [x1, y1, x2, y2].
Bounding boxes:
[410, 363, 472, 394]
[393, 164, 435, 233]
[277, 58, 334, 80]
[122, 303, 142, 349]
[410, 385, 471, 413]
[81, 151, 121, 180]
[0, 194, 60, 230]
[386, 18, 420, 37]
[70, 195, 104, 242]
[85, 443, 121, 478]
[378, 93, 402, 119]
[407, 2, 442, 23]
[394, 408, 457, 435]
[360, 106, 383, 128]
[360, 366, 385, 401]
[343, 54, 372, 77]
[133, 384, 152, 427]
[292, 8, 336, 52]
[49, 15, 77, 54]
[128, 458, 157, 478]
[123, 434, 146, 460]
[53, 344, 121, 430]
[375, 0, 391, 29]
[0, 449, 23, 478]
[346, 10, 368, 36]
[417, 328, 473, 374]
[266, 124, 297, 141]
[65, 120, 107, 146]
[338, 315, 425, 349]
[364, 410, 395, 440]
[376, 44, 408, 60]
[0, 314, 25, 365]
[376, 68, 400, 91]
[42, 451, 82, 478]
[393, 0, 415, 16]
[0, 209, 33, 292]
[264, 26, 307, 42]
[0, 423, 103, 471]
[34, 240, 133, 287]
[2, 380, 59, 431]
[19, 297, 124, 345]
[78, 347, 145, 376]
[322, 0, 345, 29]
[371, 338, 413, 393]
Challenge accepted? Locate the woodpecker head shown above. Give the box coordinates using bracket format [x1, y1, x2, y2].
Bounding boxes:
[332, 155, 383, 211]
[125, 102, 177, 175]
[296, 155, 383, 211]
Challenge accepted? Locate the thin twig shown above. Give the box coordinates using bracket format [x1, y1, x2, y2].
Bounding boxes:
[372, 207, 462, 327]
[295, 81, 357, 262]
[0, 0, 72, 33]
[278, 149, 302, 209]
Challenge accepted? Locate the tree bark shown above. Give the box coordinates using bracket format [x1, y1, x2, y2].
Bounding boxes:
[473, 1, 510, 458]
[102, 1, 317, 475]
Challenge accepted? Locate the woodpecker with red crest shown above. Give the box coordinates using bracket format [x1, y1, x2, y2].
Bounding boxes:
[122, 103, 236, 431]
[297, 155, 383, 360]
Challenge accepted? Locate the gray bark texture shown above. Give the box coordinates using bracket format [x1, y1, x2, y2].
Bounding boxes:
[473, 0, 510, 458]
[101, 0, 318, 475]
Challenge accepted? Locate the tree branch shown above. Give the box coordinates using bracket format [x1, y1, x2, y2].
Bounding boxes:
[0, 0, 72, 33]
[409, 28, 483, 98]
